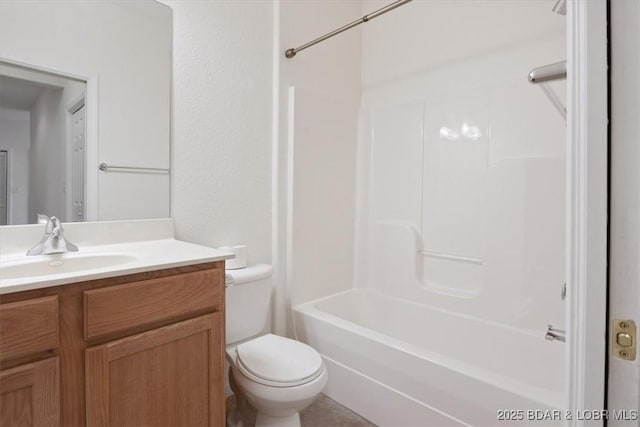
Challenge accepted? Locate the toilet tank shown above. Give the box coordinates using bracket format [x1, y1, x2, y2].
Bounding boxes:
[225, 264, 273, 345]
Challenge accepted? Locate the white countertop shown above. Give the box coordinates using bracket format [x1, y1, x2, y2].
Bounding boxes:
[0, 219, 234, 295]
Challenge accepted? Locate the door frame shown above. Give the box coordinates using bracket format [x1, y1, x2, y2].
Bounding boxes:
[0, 56, 99, 222]
[606, 0, 640, 420]
[0, 149, 9, 225]
[566, 0, 609, 423]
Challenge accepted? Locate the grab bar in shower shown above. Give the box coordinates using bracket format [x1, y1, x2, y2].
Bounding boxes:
[377, 221, 482, 264]
[99, 162, 170, 173]
[375, 220, 483, 298]
[528, 61, 566, 84]
[420, 250, 483, 265]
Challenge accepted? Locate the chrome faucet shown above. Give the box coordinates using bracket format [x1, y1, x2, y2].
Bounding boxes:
[545, 324, 566, 343]
[26, 216, 79, 256]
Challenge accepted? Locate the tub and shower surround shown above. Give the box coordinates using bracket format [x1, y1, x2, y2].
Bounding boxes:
[329, 58, 565, 424]
[354, 3, 567, 329]
[287, 1, 567, 425]
[356, 92, 566, 333]
[292, 91, 568, 421]
[294, 290, 564, 426]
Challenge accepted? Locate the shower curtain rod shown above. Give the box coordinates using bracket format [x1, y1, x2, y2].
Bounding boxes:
[284, 0, 413, 59]
[528, 60, 567, 84]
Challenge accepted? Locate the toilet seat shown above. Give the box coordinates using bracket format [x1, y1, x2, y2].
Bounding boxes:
[235, 334, 324, 388]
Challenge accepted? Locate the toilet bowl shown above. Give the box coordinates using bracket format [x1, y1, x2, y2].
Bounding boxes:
[227, 334, 327, 427]
[225, 265, 327, 427]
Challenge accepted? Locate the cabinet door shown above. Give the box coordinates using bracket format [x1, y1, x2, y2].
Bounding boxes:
[0, 357, 60, 427]
[85, 313, 224, 427]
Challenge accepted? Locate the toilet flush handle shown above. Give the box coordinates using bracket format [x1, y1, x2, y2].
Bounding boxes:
[225, 274, 235, 288]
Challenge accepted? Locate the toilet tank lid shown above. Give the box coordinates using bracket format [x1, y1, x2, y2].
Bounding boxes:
[236, 334, 323, 384]
[225, 263, 272, 285]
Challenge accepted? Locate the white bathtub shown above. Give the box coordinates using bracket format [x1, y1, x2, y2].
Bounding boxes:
[293, 289, 565, 426]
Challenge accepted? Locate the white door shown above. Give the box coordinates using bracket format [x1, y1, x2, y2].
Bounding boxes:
[607, 0, 640, 424]
[0, 150, 7, 225]
[71, 103, 86, 222]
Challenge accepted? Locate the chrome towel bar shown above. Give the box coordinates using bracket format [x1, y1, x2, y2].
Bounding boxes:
[99, 162, 169, 173]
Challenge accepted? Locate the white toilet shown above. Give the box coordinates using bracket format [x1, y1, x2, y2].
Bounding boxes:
[225, 264, 327, 427]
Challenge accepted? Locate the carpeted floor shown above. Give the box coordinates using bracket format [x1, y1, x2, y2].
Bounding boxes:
[226, 393, 376, 427]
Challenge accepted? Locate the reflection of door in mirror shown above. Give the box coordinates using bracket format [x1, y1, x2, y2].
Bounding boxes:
[0, 150, 7, 225]
[0, 62, 86, 225]
[70, 101, 86, 222]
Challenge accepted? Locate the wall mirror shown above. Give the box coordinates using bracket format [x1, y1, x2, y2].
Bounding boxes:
[0, 0, 172, 225]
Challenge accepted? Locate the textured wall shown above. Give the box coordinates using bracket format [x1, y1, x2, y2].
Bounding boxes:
[164, 0, 360, 336]
[167, 0, 273, 268]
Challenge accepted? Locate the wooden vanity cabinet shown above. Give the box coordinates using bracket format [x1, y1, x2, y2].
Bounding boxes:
[0, 296, 60, 427]
[0, 261, 225, 427]
[0, 355, 60, 426]
[85, 313, 222, 426]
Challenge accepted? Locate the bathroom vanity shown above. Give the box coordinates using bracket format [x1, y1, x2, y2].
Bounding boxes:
[0, 220, 232, 426]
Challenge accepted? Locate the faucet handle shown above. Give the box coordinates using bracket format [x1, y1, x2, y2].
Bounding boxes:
[545, 324, 566, 343]
[37, 213, 50, 224]
[27, 216, 78, 256]
[45, 216, 62, 234]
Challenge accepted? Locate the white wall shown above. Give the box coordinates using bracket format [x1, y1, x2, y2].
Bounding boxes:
[0, 109, 29, 224]
[276, 1, 361, 334]
[357, 0, 566, 332]
[165, 1, 273, 271]
[0, 0, 171, 221]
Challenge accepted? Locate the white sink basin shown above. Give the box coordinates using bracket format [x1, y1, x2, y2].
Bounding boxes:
[0, 221, 234, 295]
[0, 253, 139, 280]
